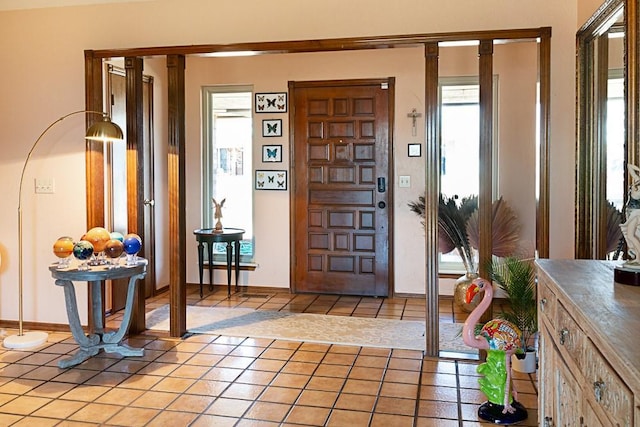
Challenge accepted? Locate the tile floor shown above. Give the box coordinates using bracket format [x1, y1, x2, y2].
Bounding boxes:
[0, 286, 538, 426]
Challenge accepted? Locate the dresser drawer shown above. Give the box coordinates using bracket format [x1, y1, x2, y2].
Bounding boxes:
[583, 338, 633, 426]
[555, 301, 585, 371]
[538, 279, 557, 325]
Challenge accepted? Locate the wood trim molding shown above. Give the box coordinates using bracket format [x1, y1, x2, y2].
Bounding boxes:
[424, 41, 439, 357]
[167, 54, 187, 337]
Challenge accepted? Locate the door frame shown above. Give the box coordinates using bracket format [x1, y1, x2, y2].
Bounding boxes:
[288, 78, 395, 297]
[84, 27, 551, 355]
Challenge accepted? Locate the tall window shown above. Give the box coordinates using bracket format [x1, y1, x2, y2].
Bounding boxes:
[439, 77, 497, 272]
[202, 86, 254, 261]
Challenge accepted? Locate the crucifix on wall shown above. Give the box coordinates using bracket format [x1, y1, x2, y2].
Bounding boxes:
[407, 108, 422, 136]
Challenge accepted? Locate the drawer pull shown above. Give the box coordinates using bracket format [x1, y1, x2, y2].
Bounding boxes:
[559, 328, 569, 345]
[593, 380, 605, 402]
[540, 298, 547, 311]
[544, 416, 554, 427]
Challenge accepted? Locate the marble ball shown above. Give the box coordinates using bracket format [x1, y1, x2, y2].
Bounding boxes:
[73, 240, 94, 260]
[123, 233, 142, 255]
[53, 236, 74, 259]
[84, 227, 111, 253]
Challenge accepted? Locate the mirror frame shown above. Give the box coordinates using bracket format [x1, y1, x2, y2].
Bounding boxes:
[576, 0, 639, 259]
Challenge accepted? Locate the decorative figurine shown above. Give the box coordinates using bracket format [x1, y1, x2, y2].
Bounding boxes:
[462, 278, 528, 424]
[614, 163, 640, 285]
[212, 198, 226, 233]
[620, 163, 640, 267]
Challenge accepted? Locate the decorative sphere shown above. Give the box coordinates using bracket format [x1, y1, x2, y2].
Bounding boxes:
[109, 231, 124, 242]
[84, 227, 111, 253]
[53, 236, 74, 259]
[123, 233, 142, 255]
[73, 240, 94, 260]
[104, 239, 124, 258]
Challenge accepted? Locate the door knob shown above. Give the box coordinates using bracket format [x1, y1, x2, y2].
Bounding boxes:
[143, 199, 155, 206]
[378, 201, 386, 209]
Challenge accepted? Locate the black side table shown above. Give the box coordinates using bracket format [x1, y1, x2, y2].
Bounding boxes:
[50, 260, 147, 368]
[193, 228, 244, 297]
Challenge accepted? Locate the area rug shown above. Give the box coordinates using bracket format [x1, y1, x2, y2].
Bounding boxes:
[146, 305, 476, 354]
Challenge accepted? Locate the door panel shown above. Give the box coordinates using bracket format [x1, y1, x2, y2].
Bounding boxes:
[291, 79, 393, 297]
[108, 68, 156, 312]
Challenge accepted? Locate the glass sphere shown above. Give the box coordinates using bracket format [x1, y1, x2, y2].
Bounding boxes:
[123, 233, 142, 255]
[53, 236, 74, 259]
[73, 240, 94, 261]
[104, 239, 124, 258]
[84, 227, 111, 253]
[109, 231, 124, 242]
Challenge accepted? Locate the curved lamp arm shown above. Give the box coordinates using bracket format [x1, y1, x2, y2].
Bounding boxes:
[13, 109, 123, 341]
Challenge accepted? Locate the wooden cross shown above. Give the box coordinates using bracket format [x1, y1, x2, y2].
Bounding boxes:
[407, 108, 422, 136]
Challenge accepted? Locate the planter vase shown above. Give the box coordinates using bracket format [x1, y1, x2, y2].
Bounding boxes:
[511, 350, 537, 373]
[453, 272, 481, 313]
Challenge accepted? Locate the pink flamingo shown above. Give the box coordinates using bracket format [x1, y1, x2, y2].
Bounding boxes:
[462, 277, 523, 416]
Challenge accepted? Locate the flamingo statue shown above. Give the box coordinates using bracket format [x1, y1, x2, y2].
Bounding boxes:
[462, 277, 528, 424]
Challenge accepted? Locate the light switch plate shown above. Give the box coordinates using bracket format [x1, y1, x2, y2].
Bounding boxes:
[399, 175, 411, 188]
[35, 178, 55, 194]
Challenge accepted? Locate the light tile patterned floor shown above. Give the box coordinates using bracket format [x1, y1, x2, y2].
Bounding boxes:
[0, 286, 538, 426]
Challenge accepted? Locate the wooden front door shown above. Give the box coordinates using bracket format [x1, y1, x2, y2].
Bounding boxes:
[290, 79, 394, 296]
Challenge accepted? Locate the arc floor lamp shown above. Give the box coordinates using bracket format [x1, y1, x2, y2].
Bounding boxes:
[4, 110, 124, 349]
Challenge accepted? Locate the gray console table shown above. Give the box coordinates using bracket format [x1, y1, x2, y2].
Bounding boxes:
[49, 260, 147, 368]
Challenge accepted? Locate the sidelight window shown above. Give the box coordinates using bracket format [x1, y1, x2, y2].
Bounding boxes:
[202, 86, 254, 261]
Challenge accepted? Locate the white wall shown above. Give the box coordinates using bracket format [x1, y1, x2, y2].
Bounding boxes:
[0, 0, 578, 325]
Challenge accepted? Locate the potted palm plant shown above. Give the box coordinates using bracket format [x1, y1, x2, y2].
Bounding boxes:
[488, 256, 538, 373]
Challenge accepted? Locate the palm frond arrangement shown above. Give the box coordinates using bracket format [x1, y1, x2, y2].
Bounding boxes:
[408, 194, 522, 272]
[488, 256, 537, 351]
[408, 194, 478, 272]
[467, 196, 521, 257]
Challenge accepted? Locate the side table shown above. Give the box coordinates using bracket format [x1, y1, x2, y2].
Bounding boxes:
[49, 260, 147, 368]
[193, 228, 244, 297]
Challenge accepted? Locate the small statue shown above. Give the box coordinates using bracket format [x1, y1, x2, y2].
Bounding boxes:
[212, 198, 226, 233]
[620, 164, 640, 267]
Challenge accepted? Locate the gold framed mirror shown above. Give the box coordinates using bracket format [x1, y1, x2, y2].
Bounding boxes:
[576, 0, 639, 259]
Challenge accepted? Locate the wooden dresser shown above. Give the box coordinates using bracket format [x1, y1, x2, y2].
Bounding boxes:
[536, 260, 640, 426]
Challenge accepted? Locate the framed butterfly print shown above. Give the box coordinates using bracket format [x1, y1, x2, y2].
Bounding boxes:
[255, 170, 287, 190]
[262, 119, 282, 137]
[262, 144, 282, 162]
[255, 92, 287, 113]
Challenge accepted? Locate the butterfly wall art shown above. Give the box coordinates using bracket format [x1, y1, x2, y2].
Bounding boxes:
[255, 92, 287, 113]
[262, 145, 282, 163]
[255, 170, 287, 190]
[262, 119, 282, 137]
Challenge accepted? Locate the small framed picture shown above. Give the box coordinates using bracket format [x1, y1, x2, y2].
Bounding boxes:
[408, 143, 422, 157]
[262, 144, 283, 162]
[255, 92, 287, 113]
[262, 119, 282, 137]
[255, 170, 287, 190]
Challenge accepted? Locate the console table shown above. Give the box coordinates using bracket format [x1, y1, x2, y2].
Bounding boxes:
[536, 260, 639, 426]
[50, 260, 147, 368]
[193, 228, 244, 297]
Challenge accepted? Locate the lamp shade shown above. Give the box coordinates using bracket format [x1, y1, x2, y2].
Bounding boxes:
[85, 116, 124, 142]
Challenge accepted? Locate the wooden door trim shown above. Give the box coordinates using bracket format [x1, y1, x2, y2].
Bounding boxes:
[288, 78, 395, 296]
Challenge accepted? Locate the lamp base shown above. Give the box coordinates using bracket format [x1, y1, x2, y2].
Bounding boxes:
[3, 331, 48, 349]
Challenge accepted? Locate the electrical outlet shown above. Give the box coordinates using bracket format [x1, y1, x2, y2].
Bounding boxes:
[34, 178, 55, 194]
[399, 175, 411, 188]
